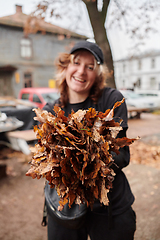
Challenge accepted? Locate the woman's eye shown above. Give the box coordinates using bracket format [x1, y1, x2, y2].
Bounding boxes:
[73, 61, 79, 65]
[87, 66, 94, 71]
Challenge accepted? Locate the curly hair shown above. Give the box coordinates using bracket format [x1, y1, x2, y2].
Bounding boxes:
[54, 52, 108, 108]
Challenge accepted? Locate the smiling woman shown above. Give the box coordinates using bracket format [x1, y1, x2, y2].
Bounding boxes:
[40, 40, 137, 240]
[55, 41, 107, 108]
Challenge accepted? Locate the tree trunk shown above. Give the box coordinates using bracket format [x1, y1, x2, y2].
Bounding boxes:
[83, 0, 116, 89]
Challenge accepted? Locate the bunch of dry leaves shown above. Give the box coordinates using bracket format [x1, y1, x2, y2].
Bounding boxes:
[26, 99, 137, 209]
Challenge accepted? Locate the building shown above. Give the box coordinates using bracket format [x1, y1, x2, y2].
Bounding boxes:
[0, 5, 87, 97]
[114, 50, 160, 93]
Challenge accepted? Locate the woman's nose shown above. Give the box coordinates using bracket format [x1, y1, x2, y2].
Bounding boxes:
[77, 64, 86, 75]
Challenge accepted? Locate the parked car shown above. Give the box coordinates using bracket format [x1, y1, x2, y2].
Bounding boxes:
[18, 88, 59, 109]
[135, 90, 160, 109]
[119, 90, 159, 111]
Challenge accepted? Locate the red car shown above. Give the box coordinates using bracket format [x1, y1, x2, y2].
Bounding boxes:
[18, 87, 59, 109]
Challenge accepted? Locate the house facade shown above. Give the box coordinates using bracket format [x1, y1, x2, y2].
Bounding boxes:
[0, 5, 87, 98]
[114, 51, 160, 93]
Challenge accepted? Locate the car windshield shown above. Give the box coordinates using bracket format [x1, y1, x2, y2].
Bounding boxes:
[41, 92, 59, 102]
[123, 91, 141, 99]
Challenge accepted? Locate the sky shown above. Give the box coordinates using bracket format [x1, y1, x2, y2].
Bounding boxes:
[0, 0, 160, 60]
[0, 0, 38, 17]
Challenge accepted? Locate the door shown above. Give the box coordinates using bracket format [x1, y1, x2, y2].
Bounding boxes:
[0, 73, 13, 96]
[24, 72, 33, 88]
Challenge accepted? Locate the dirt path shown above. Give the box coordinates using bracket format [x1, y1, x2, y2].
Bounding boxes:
[0, 112, 160, 240]
[127, 113, 160, 240]
[124, 163, 160, 240]
[128, 112, 160, 139]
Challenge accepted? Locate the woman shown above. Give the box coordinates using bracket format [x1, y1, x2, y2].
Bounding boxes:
[43, 40, 136, 240]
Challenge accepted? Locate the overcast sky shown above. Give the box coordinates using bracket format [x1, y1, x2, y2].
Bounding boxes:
[0, 0, 38, 17]
[0, 0, 160, 60]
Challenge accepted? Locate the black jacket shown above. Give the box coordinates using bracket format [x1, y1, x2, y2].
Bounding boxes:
[43, 87, 135, 216]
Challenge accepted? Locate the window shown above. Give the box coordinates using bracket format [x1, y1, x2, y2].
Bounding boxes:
[24, 72, 32, 87]
[151, 58, 155, 68]
[21, 93, 29, 100]
[150, 77, 156, 88]
[137, 78, 141, 88]
[41, 92, 59, 102]
[33, 94, 42, 103]
[123, 63, 125, 72]
[138, 60, 141, 70]
[20, 38, 32, 58]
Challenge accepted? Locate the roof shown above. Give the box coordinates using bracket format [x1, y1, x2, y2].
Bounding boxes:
[116, 49, 160, 62]
[0, 64, 17, 72]
[0, 6, 87, 40]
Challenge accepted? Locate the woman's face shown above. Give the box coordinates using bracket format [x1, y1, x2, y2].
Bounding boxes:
[65, 50, 97, 97]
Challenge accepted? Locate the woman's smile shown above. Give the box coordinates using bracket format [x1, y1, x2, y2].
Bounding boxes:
[73, 76, 86, 83]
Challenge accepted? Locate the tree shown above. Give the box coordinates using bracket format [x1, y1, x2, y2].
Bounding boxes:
[25, 0, 115, 88]
[83, 1, 115, 88]
[26, 0, 160, 89]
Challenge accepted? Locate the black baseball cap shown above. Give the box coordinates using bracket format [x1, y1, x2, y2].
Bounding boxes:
[70, 40, 104, 65]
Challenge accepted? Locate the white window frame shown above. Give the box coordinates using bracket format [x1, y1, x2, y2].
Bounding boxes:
[20, 37, 32, 58]
[138, 60, 142, 70]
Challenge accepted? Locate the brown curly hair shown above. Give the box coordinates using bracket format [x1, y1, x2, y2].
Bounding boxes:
[54, 51, 108, 108]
